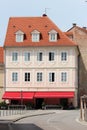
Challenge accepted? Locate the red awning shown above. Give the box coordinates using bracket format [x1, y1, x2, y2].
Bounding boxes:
[2, 92, 21, 99]
[2, 92, 34, 99]
[34, 92, 74, 98]
[22, 92, 34, 99]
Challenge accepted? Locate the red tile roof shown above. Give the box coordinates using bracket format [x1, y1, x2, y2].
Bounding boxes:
[4, 15, 77, 47]
[0, 47, 4, 64]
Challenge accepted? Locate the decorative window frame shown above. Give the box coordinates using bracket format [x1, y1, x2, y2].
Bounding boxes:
[60, 51, 68, 62]
[49, 29, 57, 42]
[12, 51, 18, 62]
[15, 30, 24, 42]
[12, 72, 18, 82]
[24, 52, 30, 62]
[31, 30, 40, 42]
[60, 71, 68, 83]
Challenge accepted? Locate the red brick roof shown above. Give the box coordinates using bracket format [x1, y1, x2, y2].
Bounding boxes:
[4, 15, 77, 47]
[0, 47, 4, 64]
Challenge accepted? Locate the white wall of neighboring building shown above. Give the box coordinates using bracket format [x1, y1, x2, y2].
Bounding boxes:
[5, 46, 78, 93]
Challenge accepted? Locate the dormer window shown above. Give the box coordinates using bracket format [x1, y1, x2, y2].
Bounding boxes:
[49, 30, 57, 42]
[31, 30, 40, 42]
[15, 30, 24, 42]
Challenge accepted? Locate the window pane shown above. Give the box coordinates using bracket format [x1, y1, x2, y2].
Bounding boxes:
[32, 34, 39, 42]
[49, 73, 55, 82]
[25, 73, 30, 82]
[12, 52, 18, 61]
[37, 52, 43, 61]
[37, 72, 42, 82]
[61, 52, 67, 61]
[24, 52, 30, 61]
[12, 72, 18, 82]
[49, 52, 54, 61]
[16, 34, 23, 42]
[61, 72, 67, 82]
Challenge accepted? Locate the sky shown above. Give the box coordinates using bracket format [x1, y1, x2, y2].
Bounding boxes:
[0, 0, 87, 46]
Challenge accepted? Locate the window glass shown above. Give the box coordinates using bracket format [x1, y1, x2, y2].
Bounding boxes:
[61, 72, 67, 82]
[24, 52, 30, 61]
[12, 72, 18, 82]
[49, 73, 55, 82]
[49, 52, 54, 61]
[32, 34, 39, 42]
[37, 52, 43, 61]
[16, 34, 23, 42]
[37, 72, 42, 82]
[12, 52, 18, 61]
[25, 73, 30, 82]
[61, 52, 67, 61]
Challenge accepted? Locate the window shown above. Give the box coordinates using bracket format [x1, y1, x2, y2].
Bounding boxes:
[12, 52, 18, 62]
[37, 72, 43, 82]
[37, 52, 43, 61]
[61, 72, 67, 82]
[49, 30, 57, 42]
[32, 34, 39, 42]
[31, 30, 40, 42]
[50, 34, 56, 41]
[49, 73, 55, 82]
[61, 52, 67, 61]
[24, 52, 30, 61]
[25, 73, 30, 82]
[12, 72, 18, 82]
[49, 52, 54, 61]
[15, 30, 24, 42]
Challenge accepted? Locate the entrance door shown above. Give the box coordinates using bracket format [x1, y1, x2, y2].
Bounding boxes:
[36, 98, 44, 109]
[60, 98, 68, 109]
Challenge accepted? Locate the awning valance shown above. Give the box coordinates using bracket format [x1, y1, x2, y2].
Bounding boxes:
[2, 91, 74, 99]
[34, 92, 74, 98]
[2, 92, 34, 99]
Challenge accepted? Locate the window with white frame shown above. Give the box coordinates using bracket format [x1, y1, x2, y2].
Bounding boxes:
[37, 72, 43, 82]
[49, 52, 54, 61]
[31, 30, 40, 42]
[12, 52, 18, 62]
[61, 72, 67, 82]
[12, 72, 18, 82]
[25, 72, 30, 82]
[37, 52, 43, 61]
[24, 52, 30, 61]
[49, 72, 55, 82]
[49, 30, 57, 42]
[61, 52, 67, 61]
[15, 30, 24, 42]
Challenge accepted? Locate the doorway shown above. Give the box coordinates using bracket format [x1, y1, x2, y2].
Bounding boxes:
[36, 98, 44, 109]
[60, 98, 68, 109]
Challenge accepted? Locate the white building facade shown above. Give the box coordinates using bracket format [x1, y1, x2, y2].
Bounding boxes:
[3, 15, 78, 108]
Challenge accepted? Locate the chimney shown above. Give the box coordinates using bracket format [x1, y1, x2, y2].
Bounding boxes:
[72, 23, 76, 27]
[42, 14, 47, 17]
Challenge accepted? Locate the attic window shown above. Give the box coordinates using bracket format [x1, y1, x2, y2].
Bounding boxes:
[31, 30, 40, 42]
[49, 30, 57, 42]
[15, 30, 24, 42]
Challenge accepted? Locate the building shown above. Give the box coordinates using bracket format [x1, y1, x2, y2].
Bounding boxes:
[66, 24, 87, 105]
[0, 47, 4, 102]
[3, 15, 78, 108]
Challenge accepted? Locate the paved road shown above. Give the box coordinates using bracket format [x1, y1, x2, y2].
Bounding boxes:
[0, 110, 87, 130]
[16, 110, 87, 130]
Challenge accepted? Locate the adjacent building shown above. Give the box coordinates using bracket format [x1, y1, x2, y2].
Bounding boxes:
[0, 47, 4, 102]
[66, 24, 87, 104]
[3, 15, 78, 108]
